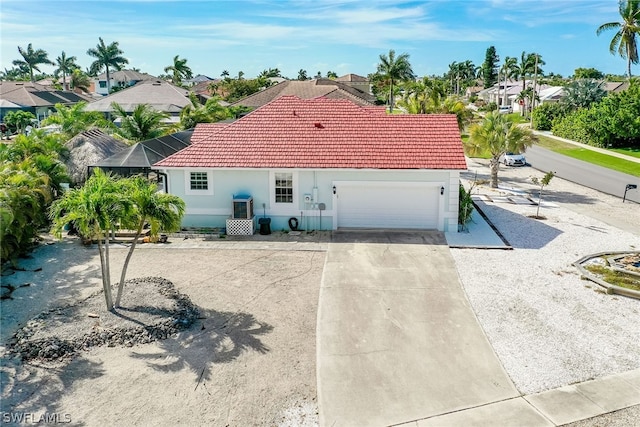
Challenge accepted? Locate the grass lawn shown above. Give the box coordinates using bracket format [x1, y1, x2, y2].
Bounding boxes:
[585, 264, 640, 292]
[534, 135, 640, 178]
[610, 147, 640, 159]
[506, 113, 529, 124]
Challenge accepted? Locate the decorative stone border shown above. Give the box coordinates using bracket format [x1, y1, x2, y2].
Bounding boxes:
[573, 251, 640, 300]
[7, 277, 200, 362]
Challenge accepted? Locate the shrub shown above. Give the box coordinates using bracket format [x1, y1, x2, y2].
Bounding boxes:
[458, 183, 474, 230]
[532, 103, 566, 130]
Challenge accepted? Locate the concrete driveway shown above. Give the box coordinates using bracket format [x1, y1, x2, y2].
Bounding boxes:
[317, 231, 519, 426]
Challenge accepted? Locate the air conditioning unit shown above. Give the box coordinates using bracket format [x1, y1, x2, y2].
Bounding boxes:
[232, 195, 254, 219]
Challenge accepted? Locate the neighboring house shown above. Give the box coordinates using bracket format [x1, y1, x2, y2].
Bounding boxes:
[190, 78, 226, 101]
[90, 129, 194, 180]
[94, 69, 156, 96]
[601, 81, 629, 93]
[85, 79, 193, 123]
[64, 129, 128, 184]
[155, 96, 467, 233]
[335, 73, 371, 94]
[477, 80, 522, 106]
[184, 74, 213, 87]
[0, 81, 92, 123]
[229, 78, 376, 109]
[464, 85, 484, 99]
[536, 86, 565, 104]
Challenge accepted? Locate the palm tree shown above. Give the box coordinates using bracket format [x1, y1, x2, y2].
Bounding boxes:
[377, 49, 415, 112]
[12, 43, 54, 82]
[297, 69, 308, 80]
[597, 0, 640, 78]
[3, 110, 35, 134]
[41, 102, 113, 137]
[466, 112, 537, 188]
[177, 93, 232, 130]
[164, 55, 193, 85]
[562, 80, 607, 110]
[221, 70, 230, 78]
[87, 37, 129, 94]
[111, 103, 168, 142]
[0, 161, 52, 264]
[50, 169, 133, 310]
[500, 56, 518, 106]
[54, 51, 78, 90]
[511, 52, 544, 114]
[114, 177, 185, 307]
[69, 69, 91, 93]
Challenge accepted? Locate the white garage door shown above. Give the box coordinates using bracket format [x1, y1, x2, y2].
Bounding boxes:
[336, 182, 439, 229]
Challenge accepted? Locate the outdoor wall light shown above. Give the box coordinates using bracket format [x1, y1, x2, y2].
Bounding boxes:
[440, 186, 445, 195]
[332, 185, 336, 195]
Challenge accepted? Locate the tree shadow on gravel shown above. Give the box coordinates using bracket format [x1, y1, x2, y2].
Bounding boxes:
[476, 201, 563, 249]
[129, 309, 273, 384]
[0, 355, 104, 427]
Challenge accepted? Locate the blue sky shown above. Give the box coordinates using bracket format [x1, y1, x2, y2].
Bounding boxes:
[1, 0, 636, 80]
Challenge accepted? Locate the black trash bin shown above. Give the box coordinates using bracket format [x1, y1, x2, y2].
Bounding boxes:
[258, 217, 271, 235]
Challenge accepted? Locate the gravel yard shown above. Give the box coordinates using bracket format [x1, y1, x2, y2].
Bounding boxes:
[455, 159, 640, 395]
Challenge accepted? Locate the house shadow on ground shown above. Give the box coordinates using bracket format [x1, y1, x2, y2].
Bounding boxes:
[129, 308, 273, 385]
[476, 201, 563, 249]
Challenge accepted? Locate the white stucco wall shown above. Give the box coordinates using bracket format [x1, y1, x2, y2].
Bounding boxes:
[160, 168, 462, 232]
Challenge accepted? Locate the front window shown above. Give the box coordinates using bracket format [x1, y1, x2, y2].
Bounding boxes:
[275, 172, 293, 203]
[190, 172, 208, 190]
[99, 81, 107, 88]
[185, 170, 213, 195]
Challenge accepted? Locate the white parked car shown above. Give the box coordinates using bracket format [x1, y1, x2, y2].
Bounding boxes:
[498, 105, 513, 114]
[500, 152, 527, 166]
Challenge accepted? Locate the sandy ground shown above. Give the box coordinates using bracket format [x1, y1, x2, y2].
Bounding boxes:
[1, 240, 325, 426]
[1, 158, 638, 426]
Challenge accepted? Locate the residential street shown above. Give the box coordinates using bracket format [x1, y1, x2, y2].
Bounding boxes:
[525, 145, 640, 204]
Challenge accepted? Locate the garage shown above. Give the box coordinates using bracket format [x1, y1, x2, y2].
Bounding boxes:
[335, 182, 440, 229]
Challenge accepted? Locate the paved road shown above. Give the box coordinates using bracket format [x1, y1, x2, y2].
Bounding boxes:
[316, 231, 519, 426]
[526, 145, 640, 204]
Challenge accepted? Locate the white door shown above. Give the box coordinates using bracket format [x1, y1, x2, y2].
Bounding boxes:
[336, 182, 439, 229]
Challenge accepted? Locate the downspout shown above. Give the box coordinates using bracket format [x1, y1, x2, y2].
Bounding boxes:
[154, 170, 169, 193]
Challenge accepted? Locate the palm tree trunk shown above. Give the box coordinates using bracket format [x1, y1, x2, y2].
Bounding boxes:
[490, 157, 500, 188]
[115, 218, 145, 307]
[104, 232, 114, 310]
[96, 234, 114, 309]
[502, 71, 508, 106]
[389, 80, 394, 113]
[106, 66, 111, 94]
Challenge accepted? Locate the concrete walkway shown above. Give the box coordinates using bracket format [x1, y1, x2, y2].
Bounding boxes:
[316, 231, 519, 426]
[399, 368, 640, 426]
[533, 131, 640, 164]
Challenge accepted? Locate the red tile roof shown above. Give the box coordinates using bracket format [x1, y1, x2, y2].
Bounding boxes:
[155, 96, 467, 170]
[190, 122, 230, 144]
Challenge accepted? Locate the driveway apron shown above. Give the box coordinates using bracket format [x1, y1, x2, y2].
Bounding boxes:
[317, 231, 519, 426]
